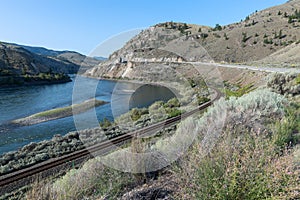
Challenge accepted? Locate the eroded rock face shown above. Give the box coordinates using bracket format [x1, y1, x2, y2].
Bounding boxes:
[84, 25, 214, 80]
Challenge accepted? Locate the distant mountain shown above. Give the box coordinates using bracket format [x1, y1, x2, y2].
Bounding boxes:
[0, 42, 102, 86]
[18, 45, 71, 57]
[0, 43, 75, 74]
[93, 56, 107, 61]
[16, 44, 102, 70]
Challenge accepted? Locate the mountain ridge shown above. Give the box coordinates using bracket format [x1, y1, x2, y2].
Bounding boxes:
[85, 0, 300, 80]
[0, 42, 101, 86]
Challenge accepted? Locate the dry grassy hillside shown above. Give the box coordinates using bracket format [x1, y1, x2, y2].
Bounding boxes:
[251, 42, 300, 67]
[86, 0, 300, 80]
[192, 0, 300, 63]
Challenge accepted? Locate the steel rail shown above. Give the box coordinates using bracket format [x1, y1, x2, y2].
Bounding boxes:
[0, 88, 222, 192]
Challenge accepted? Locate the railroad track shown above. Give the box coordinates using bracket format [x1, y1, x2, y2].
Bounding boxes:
[0, 88, 222, 195]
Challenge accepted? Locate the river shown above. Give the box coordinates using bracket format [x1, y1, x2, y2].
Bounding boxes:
[0, 76, 175, 155]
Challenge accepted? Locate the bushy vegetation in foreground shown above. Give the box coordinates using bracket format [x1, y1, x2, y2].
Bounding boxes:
[26, 89, 300, 199]
[223, 81, 254, 98]
[174, 89, 300, 199]
[114, 97, 182, 127]
[267, 72, 300, 96]
[26, 158, 134, 200]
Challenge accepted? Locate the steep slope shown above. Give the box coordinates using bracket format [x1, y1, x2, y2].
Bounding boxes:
[0, 42, 103, 86]
[86, 0, 300, 81]
[193, 0, 300, 63]
[0, 42, 78, 75]
[251, 42, 300, 67]
[85, 23, 213, 80]
[0, 43, 74, 86]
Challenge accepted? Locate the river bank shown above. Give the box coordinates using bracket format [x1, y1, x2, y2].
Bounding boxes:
[0, 73, 71, 88]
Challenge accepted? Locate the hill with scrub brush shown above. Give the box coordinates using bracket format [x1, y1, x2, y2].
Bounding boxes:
[85, 0, 300, 81]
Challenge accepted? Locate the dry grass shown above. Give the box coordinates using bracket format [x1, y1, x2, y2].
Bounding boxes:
[172, 89, 300, 199]
[174, 128, 300, 199]
[25, 89, 300, 199]
[26, 158, 134, 200]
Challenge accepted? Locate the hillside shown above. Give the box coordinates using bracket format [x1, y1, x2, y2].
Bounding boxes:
[251, 41, 300, 67]
[19, 44, 101, 70]
[0, 42, 101, 86]
[85, 0, 300, 80]
[194, 0, 300, 63]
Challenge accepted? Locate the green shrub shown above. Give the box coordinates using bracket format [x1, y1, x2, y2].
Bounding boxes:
[224, 84, 254, 98]
[27, 158, 134, 199]
[242, 32, 251, 42]
[213, 24, 222, 31]
[263, 38, 273, 44]
[166, 108, 182, 118]
[165, 98, 180, 108]
[178, 130, 299, 200]
[273, 102, 300, 150]
[174, 89, 299, 200]
[197, 96, 210, 105]
[130, 108, 148, 121]
[267, 72, 300, 96]
[295, 74, 300, 84]
[200, 33, 209, 39]
[100, 117, 112, 129]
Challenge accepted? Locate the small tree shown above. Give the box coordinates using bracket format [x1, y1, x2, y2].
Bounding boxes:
[183, 23, 189, 30]
[100, 118, 112, 129]
[200, 33, 208, 39]
[224, 33, 229, 40]
[213, 24, 222, 31]
[242, 32, 248, 42]
[278, 30, 283, 39]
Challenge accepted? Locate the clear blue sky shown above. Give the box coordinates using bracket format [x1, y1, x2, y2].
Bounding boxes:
[0, 0, 286, 56]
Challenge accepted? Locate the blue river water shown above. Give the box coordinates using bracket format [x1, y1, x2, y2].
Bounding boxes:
[0, 76, 175, 155]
